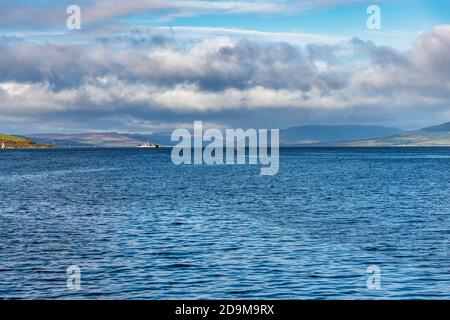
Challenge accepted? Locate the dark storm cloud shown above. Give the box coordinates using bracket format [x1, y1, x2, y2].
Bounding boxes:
[0, 44, 84, 89]
[0, 38, 346, 92]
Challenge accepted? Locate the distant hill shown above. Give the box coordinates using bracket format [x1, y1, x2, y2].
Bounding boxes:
[22, 121, 450, 148]
[26, 132, 161, 148]
[122, 133, 174, 146]
[326, 122, 450, 147]
[421, 122, 450, 133]
[26, 126, 404, 148]
[0, 134, 53, 149]
[279, 125, 405, 145]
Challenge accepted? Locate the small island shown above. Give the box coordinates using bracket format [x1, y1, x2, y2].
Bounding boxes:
[0, 134, 54, 149]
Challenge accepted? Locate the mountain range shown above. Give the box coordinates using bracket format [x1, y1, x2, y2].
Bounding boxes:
[327, 127, 450, 147]
[12, 121, 450, 148]
[27, 132, 151, 148]
[279, 125, 405, 145]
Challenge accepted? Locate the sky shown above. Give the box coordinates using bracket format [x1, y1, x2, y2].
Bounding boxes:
[0, 0, 449, 133]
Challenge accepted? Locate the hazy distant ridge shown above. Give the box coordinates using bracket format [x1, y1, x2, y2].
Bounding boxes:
[280, 125, 405, 145]
[24, 122, 450, 147]
[325, 122, 450, 147]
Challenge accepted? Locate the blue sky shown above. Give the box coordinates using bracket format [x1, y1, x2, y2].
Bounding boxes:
[0, 0, 449, 133]
[2, 0, 449, 46]
[2, 2, 448, 31]
[144, 1, 447, 33]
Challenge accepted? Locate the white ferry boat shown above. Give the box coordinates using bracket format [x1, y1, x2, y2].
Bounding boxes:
[137, 142, 159, 148]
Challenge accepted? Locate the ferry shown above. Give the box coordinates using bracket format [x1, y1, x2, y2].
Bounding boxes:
[137, 142, 159, 149]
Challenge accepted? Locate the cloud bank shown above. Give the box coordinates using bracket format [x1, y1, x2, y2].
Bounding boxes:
[0, 24, 449, 132]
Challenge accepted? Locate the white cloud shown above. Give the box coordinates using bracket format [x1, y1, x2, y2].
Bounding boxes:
[0, 25, 449, 131]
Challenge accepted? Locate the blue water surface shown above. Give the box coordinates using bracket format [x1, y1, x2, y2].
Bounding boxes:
[0, 147, 449, 299]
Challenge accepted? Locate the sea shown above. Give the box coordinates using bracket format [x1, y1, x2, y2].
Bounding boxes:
[0, 147, 449, 299]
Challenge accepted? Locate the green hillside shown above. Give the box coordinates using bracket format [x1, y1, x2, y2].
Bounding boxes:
[0, 134, 53, 148]
[0, 134, 30, 143]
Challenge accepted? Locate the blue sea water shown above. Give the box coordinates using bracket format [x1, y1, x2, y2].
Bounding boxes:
[0, 147, 449, 299]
